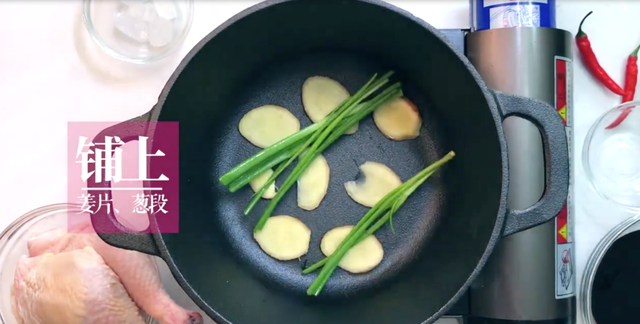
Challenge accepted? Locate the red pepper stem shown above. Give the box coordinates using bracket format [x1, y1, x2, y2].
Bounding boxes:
[576, 11, 593, 38]
[631, 43, 640, 58]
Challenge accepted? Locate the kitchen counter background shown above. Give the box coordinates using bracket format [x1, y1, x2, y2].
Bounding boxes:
[1, 1, 639, 323]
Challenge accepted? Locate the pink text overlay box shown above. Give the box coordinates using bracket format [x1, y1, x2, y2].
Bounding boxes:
[67, 121, 179, 234]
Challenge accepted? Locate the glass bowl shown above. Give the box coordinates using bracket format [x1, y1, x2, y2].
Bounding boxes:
[583, 101, 640, 210]
[0, 204, 155, 324]
[82, 0, 194, 64]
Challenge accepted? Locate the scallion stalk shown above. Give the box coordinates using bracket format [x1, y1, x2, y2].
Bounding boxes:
[227, 103, 369, 194]
[253, 83, 403, 231]
[305, 151, 456, 296]
[227, 145, 301, 192]
[219, 123, 320, 186]
[245, 72, 396, 217]
[220, 73, 380, 192]
[301, 170, 435, 274]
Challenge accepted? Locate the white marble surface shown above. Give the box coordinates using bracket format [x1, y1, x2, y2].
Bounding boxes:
[1, 1, 639, 324]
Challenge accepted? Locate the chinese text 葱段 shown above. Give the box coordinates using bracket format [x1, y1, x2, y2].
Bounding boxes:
[78, 192, 168, 215]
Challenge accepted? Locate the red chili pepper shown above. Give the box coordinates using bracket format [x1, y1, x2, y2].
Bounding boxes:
[606, 107, 633, 129]
[622, 44, 640, 102]
[576, 11, 626, 96]
[605, 44, 640, 129]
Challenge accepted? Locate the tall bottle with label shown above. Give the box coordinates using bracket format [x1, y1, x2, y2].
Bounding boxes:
[467, 0, 576, 323]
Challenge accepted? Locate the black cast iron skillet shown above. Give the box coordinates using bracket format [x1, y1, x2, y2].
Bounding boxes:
[87, 0, 569, 323]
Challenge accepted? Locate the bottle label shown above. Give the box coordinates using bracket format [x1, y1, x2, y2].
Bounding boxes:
[471, 0, 555, 31]
[554, 56, 575, 299]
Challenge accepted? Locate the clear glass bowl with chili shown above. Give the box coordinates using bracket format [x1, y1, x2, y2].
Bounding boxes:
[584, 100, 640, 210]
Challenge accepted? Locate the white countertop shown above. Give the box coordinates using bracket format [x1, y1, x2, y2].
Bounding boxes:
[1, 1, 639, 324]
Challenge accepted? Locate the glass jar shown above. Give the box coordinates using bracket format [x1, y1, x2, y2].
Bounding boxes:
[83, 0, 195, 64]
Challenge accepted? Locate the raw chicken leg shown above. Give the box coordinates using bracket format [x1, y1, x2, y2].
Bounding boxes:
[27, 221, 203, 324]
[12, 247, 146, 324]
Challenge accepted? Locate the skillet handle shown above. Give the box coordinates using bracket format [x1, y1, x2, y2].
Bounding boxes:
[87, 109, 162, 256]
[491, 90, 569, 236]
